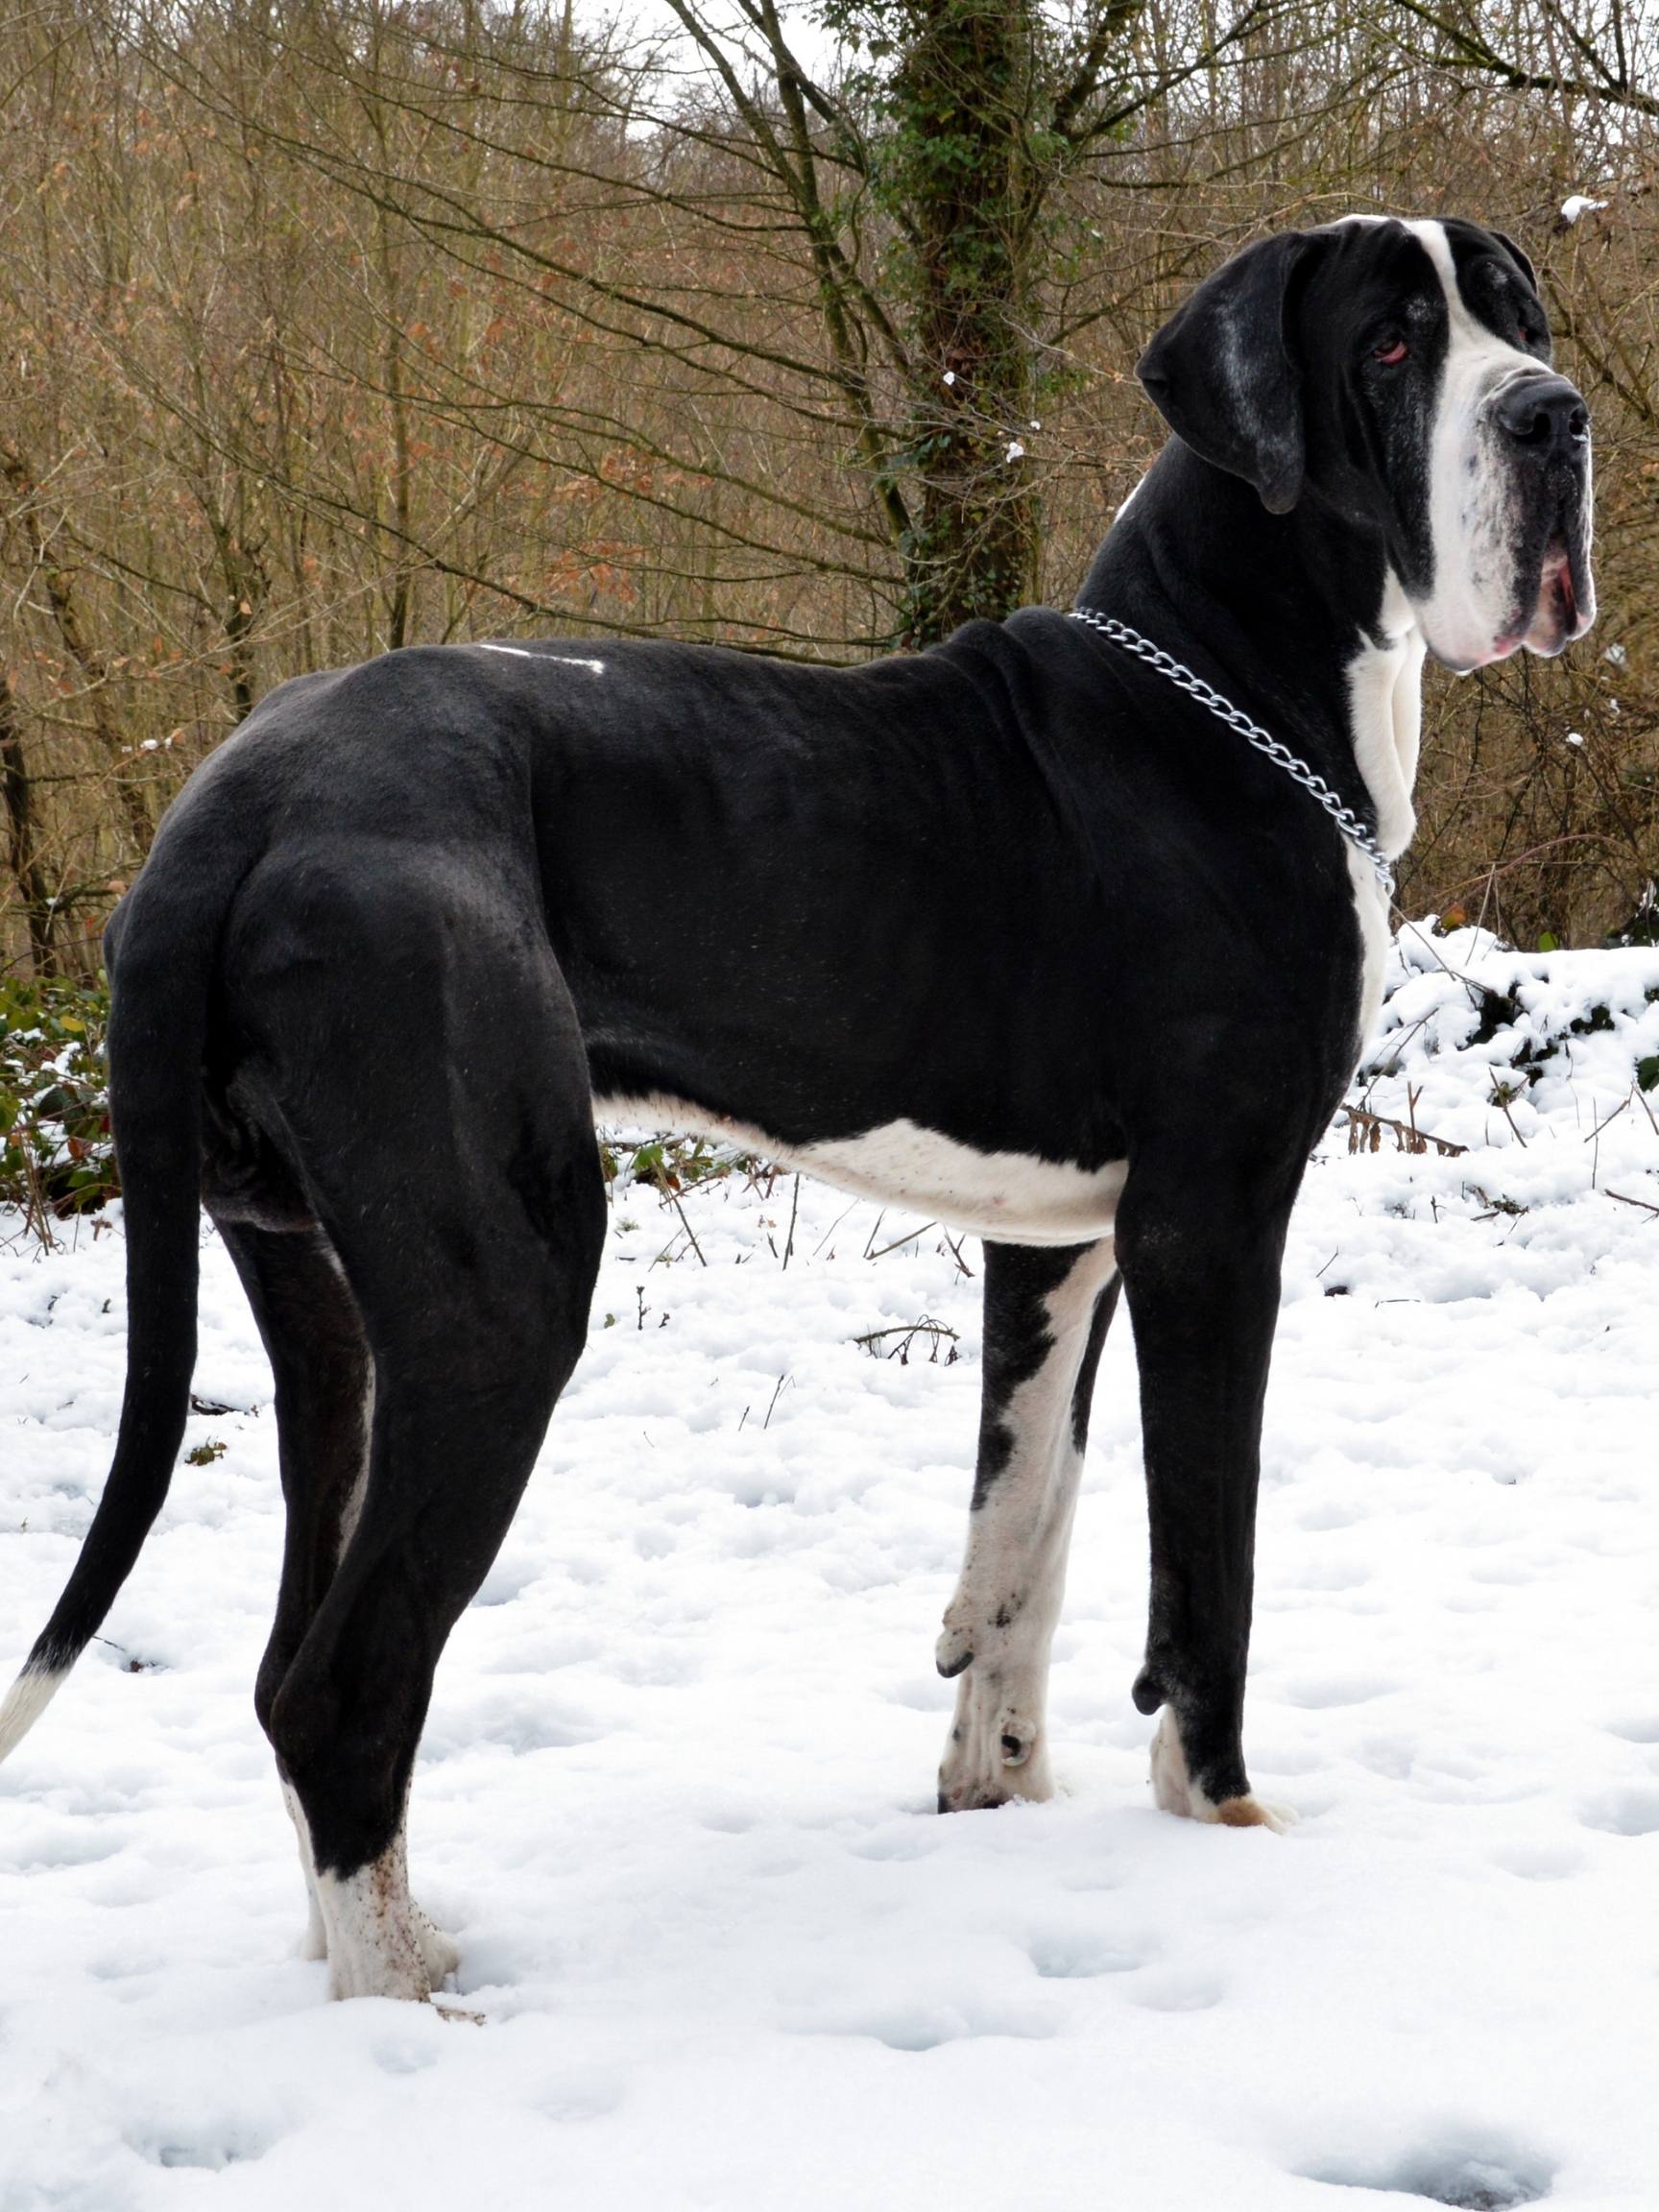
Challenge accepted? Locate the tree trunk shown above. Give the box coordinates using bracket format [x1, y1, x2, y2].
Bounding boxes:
[890, 0, 1043, 645]
[0, 667, 60, 975]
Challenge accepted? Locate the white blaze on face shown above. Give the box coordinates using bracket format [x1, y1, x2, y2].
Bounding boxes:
[1403, 219, 1562, 670]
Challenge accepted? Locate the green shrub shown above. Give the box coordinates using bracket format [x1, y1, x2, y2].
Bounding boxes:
[0, 973, 118, 1233]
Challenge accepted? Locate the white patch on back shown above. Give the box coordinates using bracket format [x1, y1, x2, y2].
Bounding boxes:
[474, 642, 607, 676]
[593, 1094, 1127, 1244]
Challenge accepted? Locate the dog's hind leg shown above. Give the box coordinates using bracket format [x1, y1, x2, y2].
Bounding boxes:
[216, 1220, 374, 1962]
[936, 1238, 1119, 1812]
[236, 862, 607, 2000]
[1114, 1154, 1298, 1833]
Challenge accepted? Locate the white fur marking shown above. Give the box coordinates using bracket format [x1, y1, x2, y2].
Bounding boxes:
[1148, 1709, 1297, 1833]
[1403, 219, 1570, 669]
[281, 1780, 329, 1962]
[0, 1662, 65, 1764]
[1345, 843, 1393, 1057]
[312, 1801, 460, 2001]
[1346, 570, 1426, 859]
[937, 1240, 1119, 1810]
[474, 642, 606, 676]
[594, 1094, 1126, 1244]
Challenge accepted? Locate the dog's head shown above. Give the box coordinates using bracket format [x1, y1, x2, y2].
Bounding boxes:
[1137, 216, 1596, 670]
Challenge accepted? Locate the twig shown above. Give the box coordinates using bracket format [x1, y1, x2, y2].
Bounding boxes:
[1583, 1094, 1630, 1146]
[1604, 1187, 1659, 1217]
[940, 1230, 974, 1280]
[1340, 1105, 1466, 1158]
[670, 1190, 708, 1266]
[781, 1172, 800, 1269]
[810, 1197, 859, 1257]
[851, 1317, 961, 1363]
[866, 1220, 938, 1262]
[761, 1372, 790, 1428]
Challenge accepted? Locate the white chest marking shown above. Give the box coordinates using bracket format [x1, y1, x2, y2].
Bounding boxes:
[1344, 844, 1392, 1056]
[1346, 570, 1427, 860]
[592, 1094, 1127, 1244]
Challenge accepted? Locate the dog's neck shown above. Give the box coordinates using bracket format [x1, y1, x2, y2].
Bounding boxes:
[1077, 440, 1426, 859]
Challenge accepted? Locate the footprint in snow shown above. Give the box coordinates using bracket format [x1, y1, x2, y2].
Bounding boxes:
[1301, 2140, 1552, 2208]
[1026, 1929, 1151, 1980]
[1126, 1967, 1225, 2013]
[1487, 1840, 1585, 1882]
[810, 2002, 1056, 2051]
[1605, 1713, 1659, 1745]
[1578, 1783, 1659, 1837]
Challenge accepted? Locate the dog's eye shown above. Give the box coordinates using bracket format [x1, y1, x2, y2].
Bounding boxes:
[1373, 337, 1408, 366]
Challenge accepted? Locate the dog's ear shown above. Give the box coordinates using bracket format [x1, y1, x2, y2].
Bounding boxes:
[1136, 232, 1321, 517]
[1491, 228, 1539, 293]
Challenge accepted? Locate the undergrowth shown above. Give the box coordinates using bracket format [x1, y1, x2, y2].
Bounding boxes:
[0, 974, 116, 1238]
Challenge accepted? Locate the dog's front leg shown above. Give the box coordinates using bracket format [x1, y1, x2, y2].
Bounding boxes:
[1115, 1156, 1298, 1833]
[935, 1239, 1120, 1812]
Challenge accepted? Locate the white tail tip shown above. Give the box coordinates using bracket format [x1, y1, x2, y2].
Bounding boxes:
[0, 1662, 67, 1764]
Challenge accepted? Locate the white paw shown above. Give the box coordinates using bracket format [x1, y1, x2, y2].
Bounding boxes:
[937, 1659, 1054, 1813]
[413, 1901, 461, 1987]
[1148, 1710, 1295, 1833]
[318, 1854, 438, 2003]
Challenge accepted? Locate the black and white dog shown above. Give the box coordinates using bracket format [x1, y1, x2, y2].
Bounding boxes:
[0, 216, 1594, 2002]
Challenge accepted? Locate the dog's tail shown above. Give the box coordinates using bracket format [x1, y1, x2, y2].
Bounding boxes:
[0, 803, 244, 1765]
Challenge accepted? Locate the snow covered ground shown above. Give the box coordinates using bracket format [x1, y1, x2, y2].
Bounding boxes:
[2, 922, 1656, 2212]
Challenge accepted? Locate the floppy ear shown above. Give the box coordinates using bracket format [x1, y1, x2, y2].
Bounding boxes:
[1136, 232, 1321, 517]
[1491, 228, 1539, 293]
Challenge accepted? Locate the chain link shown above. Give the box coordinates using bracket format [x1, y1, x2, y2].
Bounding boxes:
[1068, 605, 1396, 901]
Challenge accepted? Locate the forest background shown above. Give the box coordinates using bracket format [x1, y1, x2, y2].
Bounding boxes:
[3, 0, 1657, 989]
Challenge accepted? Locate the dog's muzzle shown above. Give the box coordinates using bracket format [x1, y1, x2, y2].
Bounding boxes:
[1490, 372, 1596, 661]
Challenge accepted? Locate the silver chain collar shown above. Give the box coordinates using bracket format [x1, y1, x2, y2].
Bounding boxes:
[1067, 605, 1397, 900]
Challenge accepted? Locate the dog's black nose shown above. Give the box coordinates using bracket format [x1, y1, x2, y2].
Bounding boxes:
[1494, 375, 1590, 458]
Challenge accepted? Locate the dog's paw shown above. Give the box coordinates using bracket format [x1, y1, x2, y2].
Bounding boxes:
[1211, 1793, 1298, 1834]
[412, 1902, 461, 1987]
[1148, 1710, 1294, 1833]
[937, 1662, 1054, 1813]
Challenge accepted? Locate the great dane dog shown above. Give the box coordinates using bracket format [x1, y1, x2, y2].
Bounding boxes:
[0, 216, 1594, 2002]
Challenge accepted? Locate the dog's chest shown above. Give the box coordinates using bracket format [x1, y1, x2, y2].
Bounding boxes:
[593, 1094, 1128, 1245]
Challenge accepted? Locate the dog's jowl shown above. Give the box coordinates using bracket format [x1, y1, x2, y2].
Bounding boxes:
[0, 216, 1596, 2002]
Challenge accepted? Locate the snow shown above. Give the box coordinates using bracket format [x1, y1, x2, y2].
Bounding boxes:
[1558, 196, 1607, 226]
[3, 922, 1657, 2210]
